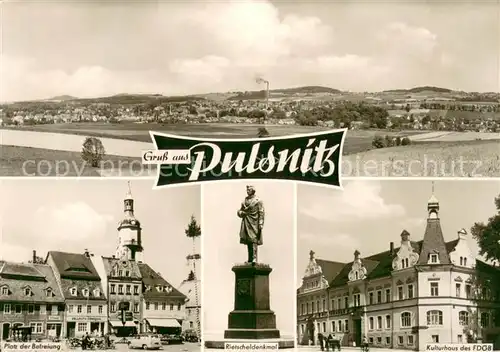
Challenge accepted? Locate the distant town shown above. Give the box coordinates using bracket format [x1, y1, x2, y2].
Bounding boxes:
[1, 86, 499, 133]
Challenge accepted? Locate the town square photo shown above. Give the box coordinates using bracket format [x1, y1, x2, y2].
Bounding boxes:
[202, 182, 296, 348]
[1, 1, 499, 177]
[0, 179, 201, 351]
[296, 180, 500, 351]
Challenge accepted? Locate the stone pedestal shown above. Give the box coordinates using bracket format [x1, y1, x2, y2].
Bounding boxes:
[224, 263, 281, 339]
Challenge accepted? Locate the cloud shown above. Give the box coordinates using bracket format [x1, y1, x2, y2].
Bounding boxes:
[0, 242, 35, 263]
[32, 202, 113, 243]
[300, 181, 406, 223]
[300, 232, 361, 249]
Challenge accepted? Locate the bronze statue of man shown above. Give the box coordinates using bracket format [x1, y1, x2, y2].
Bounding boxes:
[237, 185, 265, 264]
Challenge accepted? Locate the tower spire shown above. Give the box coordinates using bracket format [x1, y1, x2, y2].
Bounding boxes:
[427, 182, 439, 219]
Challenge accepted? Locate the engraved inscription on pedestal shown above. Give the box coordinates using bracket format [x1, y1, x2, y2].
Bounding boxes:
[237, 278, 251, 296]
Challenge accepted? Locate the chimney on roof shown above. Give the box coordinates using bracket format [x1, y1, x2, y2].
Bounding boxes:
[84, 249, 90, 258]
[32, 250, 36, 263]
[390, 242, 394, 255]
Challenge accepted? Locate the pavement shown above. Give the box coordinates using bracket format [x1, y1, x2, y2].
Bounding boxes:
[297, 346, 407, 352]
[35, 342, 201, 352]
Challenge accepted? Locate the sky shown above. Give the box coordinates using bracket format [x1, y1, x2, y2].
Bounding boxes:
[296, 179, 500, 286]
[203, 181, 295, 338]
[0, 179, 201, 289]
[1, 0, 499, 102]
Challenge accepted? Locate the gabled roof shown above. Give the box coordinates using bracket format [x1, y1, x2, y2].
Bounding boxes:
[316, 259, 345, 283]
[102, 257, 142, 280]
[0, 262, 64, 303]
[138, 263, 186, 300]
[417, 219, 451, 265]
[48, 251, 101, 280]
[59, 278, 106, 301]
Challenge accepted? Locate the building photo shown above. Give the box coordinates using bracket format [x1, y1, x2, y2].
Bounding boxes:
[296, 180, 500, 351]
[0, 179, 201, 349]
[203, 182, 296, 348]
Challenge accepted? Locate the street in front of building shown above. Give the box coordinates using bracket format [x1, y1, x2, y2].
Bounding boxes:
[298, 347, 407, 352]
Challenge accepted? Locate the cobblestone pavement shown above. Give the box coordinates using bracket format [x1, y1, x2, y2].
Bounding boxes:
[298, 346, 408, 352]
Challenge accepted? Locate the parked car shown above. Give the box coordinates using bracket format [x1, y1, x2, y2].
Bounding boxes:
[128, 334, 162, 350]
[182, 330, 199, 343]
[161, 334, 183, 345]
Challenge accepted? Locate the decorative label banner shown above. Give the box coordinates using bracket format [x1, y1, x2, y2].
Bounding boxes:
[146, 129, 347, 188]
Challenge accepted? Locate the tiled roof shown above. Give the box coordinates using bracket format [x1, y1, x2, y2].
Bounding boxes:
[316, 259, 345, 283]
[59, 278, 106, 301]
[0, 262, 64, 303]
[138, 263, 186, 300]
[417, 219, 451, 265]
[102, 257, 142, 280]
[48, 251, 101, 280]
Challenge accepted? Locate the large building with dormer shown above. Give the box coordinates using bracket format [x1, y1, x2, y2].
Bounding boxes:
[46, 251, 107, 338]
[297, 193, 500, 351]
[0, 257, 65, 341]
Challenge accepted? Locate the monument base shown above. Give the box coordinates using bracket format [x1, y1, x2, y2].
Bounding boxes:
[224, 263, 282, 340]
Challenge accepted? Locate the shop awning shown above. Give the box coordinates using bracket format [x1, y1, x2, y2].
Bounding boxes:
[109, 320, 136, 328]
[146, 318, 181, 328]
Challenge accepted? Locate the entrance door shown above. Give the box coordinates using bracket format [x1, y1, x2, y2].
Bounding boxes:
[90, 322, 99, 335]
[66, 322, 76, 338]
[353, 319, 362, 346]
[2, 323, 10, 340]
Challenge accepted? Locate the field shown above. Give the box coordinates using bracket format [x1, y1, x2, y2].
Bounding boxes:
[1, 123, 498, 177]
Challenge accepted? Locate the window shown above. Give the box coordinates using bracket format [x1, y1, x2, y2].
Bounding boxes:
[460, 257, 463, 265]
[377, 291, 382, 303]
[465, 284, 472, 298]
[77, 322, 87, 332]
[68, 305, 73, 313]
[402, 258, 409, 268]
[162, 303, 166, 310]
[170, 304, 174, 311]
[369, 317, 374, 330]
[401, 312, 411, 327]
[398, 286, 404, 300]
[398, 336, 403, 345]
[146, 302, 150, 310]
[118, 285, 123, 294]
[82, 288, 89, 297]
[457, 335, 463, 343]
[456, 283, 461, 297]
[427, 310, 443, 325]
[87, 305, 92, 314]
[338, 321, 342, 332]
[377, 337, 382, 344]
[126, 285, 131, 295]
[15, 305, 22, 314]
[408, 336, 414, 345]
[110, 284, 116, 294]
[110, 303, 116, 313]
[46, 288, 52, 297]
[481, 312, 490, 328]
[46, 304, 52, 315]
[93, 289, 100, 297]
[125, 270, 129, 277]
[344, 297, 348, 308]
[312, 301, 315, 312]
[430, 254, 438, 263]
[337, 299, 341, 310]
[98, 306, 103, 314]
[70, 287, 77, 296]
[344, 320, 348, 332]
[322, 322, 326, 332]
[77, 305, 82, 314]
[353, 294, 361, 307]
[154, 303, 158, 310]
[1, 286, 8, 295]
[331, 321, 336, 332]
[385, 315, 391, 329]
[134, 285, 139, 295]
[368, 292, 374, 305]
[25, 287, 31, 296]
[30, 322, 43, 334]
[118, 270, 123, 277]
[385, 289, 391, 303]
[322, 299, 326, 312]
[369, 338, 374, 344]
[177, 303, 181, 310]
[459, 311, 469, 326]
[464, 258, 467, 266]
[134, 303, 139, 313]
[432, 335, 439, 343]
[385, 337, 391, 345]
[430, 282, 439, 296]
[407, 285, 414, 299]
[377, 316, 382, 330]
[4, 304, 11, 314]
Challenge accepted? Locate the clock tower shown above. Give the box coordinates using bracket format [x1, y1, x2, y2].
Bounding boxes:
[116, 182, 143, 262]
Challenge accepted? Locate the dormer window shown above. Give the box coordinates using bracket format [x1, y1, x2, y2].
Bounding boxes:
[118, 270, 123, 277]
[145, 285, 151, 292]
[165, 286, 172, 293]
[157, 286, 163, 292]
[70, 287, 77, 296]
[430, 254, 439, 264]
[1, 286, 8, 295]
[93, 289, 100, 297]
[82, 288, 89, 297]
[24, 287, 32, 296]
[460, 256, 468, 266]
[46, 288, 53, 297]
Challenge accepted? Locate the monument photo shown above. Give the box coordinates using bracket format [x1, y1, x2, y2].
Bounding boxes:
[203, 182, 296, 349]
